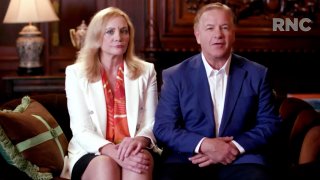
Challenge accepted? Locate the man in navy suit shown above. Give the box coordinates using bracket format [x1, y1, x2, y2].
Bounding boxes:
[153, 2, 281, 180]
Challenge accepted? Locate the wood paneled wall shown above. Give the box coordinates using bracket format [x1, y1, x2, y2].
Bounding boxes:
[0, 0, 320, 101]
[0, 0, 147, 77]
[144, 0, 320, 96]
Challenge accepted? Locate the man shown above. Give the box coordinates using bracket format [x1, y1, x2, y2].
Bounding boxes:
[153, 2, 281, 180]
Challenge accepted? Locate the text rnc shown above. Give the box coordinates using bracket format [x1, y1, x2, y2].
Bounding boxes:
[272, 18, 312, 32]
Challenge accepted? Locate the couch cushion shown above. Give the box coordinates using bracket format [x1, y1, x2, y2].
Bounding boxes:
[0, 96, 68, 180]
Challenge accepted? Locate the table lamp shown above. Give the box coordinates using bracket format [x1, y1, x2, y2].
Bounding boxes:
[3, 0, 59, 75]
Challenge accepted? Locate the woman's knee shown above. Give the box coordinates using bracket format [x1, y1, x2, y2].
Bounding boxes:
[142, 149, 154, 167]
[82, 155, 120, 179]
[91, 155, 119, 169]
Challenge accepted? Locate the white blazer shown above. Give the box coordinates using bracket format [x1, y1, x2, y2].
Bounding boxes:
[60, 60, 158, 178]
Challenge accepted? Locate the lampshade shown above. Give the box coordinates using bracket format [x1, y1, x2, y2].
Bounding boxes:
[3, 0, 59, 24]
[2, 0, 59, 75]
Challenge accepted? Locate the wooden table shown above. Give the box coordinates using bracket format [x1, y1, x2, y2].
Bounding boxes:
[2, 75, 65, 101]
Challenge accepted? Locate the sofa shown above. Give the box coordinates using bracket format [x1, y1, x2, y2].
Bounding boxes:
[0, 93, 319, 180]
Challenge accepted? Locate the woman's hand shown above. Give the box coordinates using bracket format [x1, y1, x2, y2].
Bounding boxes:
[116, 136, 151, 161]
[99, 143, 151, 174]
[117, 149, 152, 173]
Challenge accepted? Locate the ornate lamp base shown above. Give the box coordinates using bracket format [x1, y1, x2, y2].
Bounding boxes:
[16, 23, 44, 76]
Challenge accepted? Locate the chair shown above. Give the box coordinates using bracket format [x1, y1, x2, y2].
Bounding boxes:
[287, 125, 320, 180]
[278, 97, 314, 148]
[279, 97, 313, 123]
[289, 109, 320, 165]
[270, 97, 314, 178]
[299, 125, 320, 164]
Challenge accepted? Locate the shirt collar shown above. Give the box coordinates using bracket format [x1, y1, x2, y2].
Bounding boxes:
[201, 53, 231, 78]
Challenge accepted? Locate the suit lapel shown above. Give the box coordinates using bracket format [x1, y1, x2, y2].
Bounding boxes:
[193, 56, 215, 133]
[219, 56, 246, 136]
[124, 63, 139, 137]
[87, 79, 107, 136]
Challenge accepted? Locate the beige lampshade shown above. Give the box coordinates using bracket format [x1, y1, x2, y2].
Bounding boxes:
[3, 0, 59, 24]
[2, 0, 59, 75]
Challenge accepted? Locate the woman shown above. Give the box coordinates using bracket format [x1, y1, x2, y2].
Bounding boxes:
[61, 7, 159, 180]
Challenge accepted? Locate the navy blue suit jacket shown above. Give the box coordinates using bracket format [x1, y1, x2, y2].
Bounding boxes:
[153, 53, 281, 165]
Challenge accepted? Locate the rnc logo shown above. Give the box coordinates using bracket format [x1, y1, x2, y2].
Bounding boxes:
[272, 18, 312, 32]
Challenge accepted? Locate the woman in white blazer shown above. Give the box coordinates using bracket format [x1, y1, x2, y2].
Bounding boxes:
[60, 7, 160, 180]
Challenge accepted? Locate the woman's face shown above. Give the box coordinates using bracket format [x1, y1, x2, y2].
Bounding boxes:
[100, 16, 130, 58]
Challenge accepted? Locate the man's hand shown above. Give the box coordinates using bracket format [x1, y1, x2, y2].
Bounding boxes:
[189, 136, 239, 166]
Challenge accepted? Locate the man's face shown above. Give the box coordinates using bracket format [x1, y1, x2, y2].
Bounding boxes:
[194, 9, 235, 61]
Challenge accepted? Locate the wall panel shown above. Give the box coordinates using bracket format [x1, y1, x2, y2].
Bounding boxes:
[0, 0, 319, 103]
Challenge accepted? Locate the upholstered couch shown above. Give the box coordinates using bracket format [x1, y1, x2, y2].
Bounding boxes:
[0, 93, 319, 180]
[271, 97, 320, 179]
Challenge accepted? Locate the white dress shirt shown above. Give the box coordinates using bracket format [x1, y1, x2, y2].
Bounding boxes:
[195, 53, 244, 154]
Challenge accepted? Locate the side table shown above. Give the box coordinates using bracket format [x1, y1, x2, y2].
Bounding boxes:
[2, 75, 65, 102]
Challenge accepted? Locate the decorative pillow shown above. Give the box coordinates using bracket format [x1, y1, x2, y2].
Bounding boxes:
[0, 96, 68, 180]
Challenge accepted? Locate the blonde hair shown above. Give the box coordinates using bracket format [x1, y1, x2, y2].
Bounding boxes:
[76, 7, 144, 82]
[193, 2, 235, 30]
